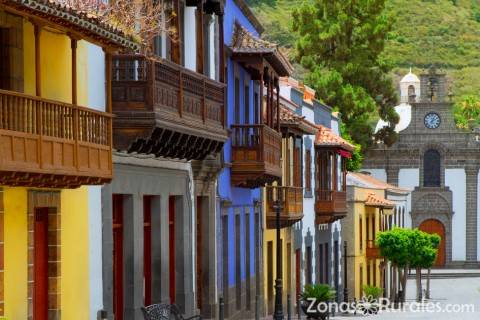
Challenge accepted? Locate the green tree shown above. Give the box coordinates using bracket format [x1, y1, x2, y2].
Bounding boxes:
[376, 228, 412, 303]
[292, 0, 399, 158]
[409, 230, 439, 302]
[453, 95, 480, 131]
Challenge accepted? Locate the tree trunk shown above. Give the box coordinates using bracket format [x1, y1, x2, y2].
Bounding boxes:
[426, 268, 431, 299]
[390, 265, 397, 303]
[416, 266, 422, 302]
[401, 265, 408, 303]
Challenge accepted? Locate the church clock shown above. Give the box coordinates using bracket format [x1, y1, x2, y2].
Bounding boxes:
[424, 112, 441, 129]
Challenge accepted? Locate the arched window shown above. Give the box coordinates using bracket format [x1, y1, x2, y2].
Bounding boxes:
[424, 149, 441, 187]
[408, 85, 416, 103]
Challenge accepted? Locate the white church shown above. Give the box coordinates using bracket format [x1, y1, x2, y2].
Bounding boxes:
[363, 67, 480, 267]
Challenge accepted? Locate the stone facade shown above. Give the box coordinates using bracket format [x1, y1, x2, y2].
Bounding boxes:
[363, 67, 480, 265]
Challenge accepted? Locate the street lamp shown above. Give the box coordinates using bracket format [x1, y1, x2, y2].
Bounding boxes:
[273, 187, 284, 320]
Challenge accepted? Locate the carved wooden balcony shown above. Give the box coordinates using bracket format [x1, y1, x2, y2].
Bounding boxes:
[112, 55, 227, 160]
[315, 190, 347, 224]
[0, 89, 112, 188]
[265, 186, 303, 229]
[366, 240, 381, 260]
[231, 124, 282, 188]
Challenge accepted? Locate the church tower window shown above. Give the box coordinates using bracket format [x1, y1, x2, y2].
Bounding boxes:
[408, 85, 416, 103]
[424, 149, 441, 187]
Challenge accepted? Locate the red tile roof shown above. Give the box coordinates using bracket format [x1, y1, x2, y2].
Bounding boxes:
[3, 0, 138, 50]
[365, 193, 395, 208]
[279, 104, 317, 135]
[349, 172, 410, 194]
[315, 125, 355, 152]
[230, 23, 293, 76]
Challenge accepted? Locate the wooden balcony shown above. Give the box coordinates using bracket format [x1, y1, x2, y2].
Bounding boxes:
[315, 190, 347, 224]
[265, 186, 303, 229]
[112, 55, 227, 160]
[0, 89, 112, 188]
[231, 124, 282, 188]
[366, 240, 381, 259]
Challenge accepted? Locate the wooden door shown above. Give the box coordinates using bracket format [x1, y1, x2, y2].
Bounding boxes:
[169, 196, 176, 304]
[112, 195, 124, 320]
[295, 249, 301, 298]
[419, 219, 446, 266]
[34, 208, 49, 320]
[267, 241, 273, 315]
[143, 196, 152, 306]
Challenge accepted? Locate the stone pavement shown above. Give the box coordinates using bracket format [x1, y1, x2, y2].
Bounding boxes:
[332, 276, 480, 320]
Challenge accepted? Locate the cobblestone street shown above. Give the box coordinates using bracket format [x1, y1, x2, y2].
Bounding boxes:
[333, 275, 480, 320]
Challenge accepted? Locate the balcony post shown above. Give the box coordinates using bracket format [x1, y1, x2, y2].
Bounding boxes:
[34, 23, 43, 168]
[275, 78, 280, 132]
[179, 70, 183, 118]
[218, 11, 225, 84]
[34, 23, 42, 97]
[269, 73, 274, 128]
[259, 71, 264, 125]
[196, 0, 204, 74]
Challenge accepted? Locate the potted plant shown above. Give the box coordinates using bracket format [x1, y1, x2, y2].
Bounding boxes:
[358, 285, 385, 315]
[362, 285, 384, 299]
[300, 284, 336, 320]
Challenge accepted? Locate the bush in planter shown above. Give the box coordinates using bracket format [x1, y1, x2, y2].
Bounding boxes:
[362, 285, 384, 299]
[300, 284, 336, 320]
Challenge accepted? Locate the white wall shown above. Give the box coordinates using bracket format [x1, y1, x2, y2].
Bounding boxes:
[363, 169, 387, 183]
[445, 169, 466, 261]
[398, 168, 419, 228]
[87, 43, 105, 319]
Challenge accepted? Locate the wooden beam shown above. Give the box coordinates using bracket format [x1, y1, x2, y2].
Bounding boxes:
[196, 0, 204, 74]
[104, 50, 112, 113]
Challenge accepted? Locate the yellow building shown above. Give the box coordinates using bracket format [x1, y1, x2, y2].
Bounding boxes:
[262, 101, 316, 315]
[342, 173, 409, 299]
[0, 1, 135, 319]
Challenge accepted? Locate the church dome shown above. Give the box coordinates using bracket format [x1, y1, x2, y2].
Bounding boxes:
[401, 69, 420, 84]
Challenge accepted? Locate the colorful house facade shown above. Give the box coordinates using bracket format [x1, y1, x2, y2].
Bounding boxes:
[104, 1, 227, 319]
[261, 95, 317, 315]
[344, 172, 409, 300]
[218, 1, 292, 317]
[280, 78, 353, 304]
[0, 0, 136, 319]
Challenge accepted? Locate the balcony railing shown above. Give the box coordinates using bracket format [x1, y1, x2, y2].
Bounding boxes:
[0, 89, 112, 188]
[230, 124, 282, 188]
[315, 190, 347, 224]
[366, 240, 381, 259]
[111, 55, 227, 159]
[265, 186, 303, 228]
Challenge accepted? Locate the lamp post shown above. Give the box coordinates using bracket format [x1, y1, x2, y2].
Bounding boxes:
[343, 241, 348, 303]
[273, 188, 284, 320]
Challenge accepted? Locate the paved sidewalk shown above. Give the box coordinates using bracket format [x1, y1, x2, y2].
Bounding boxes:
[331, 276, 480, 319]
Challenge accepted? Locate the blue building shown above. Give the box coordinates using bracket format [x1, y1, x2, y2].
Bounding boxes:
[218, 0, 292, 318]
